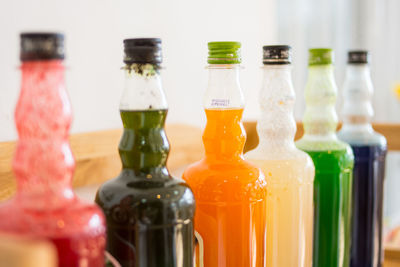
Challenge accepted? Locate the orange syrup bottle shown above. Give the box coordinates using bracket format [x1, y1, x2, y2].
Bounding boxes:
[183, 42, 267, 267]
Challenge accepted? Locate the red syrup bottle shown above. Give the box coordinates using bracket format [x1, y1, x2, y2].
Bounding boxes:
[0, 33, 106, 267]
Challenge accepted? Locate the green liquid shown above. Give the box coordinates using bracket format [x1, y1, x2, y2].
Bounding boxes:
[119, 109, 169, 174]
[301, 147, 353, 267]
[96, 109, 195, 267]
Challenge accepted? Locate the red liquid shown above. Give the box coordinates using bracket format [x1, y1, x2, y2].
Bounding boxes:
[51, 235, 105, 267]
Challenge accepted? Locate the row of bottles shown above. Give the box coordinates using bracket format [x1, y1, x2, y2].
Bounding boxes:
[0, 33, 387, 267]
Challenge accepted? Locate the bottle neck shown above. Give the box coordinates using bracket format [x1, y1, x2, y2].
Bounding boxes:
[257, 65, 296, 150]
[341, 64, 374, 132]
[120, 64, 167, 110]
[14, 60, 75, 206]
[204, 64, 244, 109]
[203, 64, 245, 161]
[119, 64, 170, 178]
[302, 65, 338, 139]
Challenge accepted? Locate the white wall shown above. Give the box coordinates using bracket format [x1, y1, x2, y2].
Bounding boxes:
[277, 0, 400, 123]
[0, 0, 277, 142]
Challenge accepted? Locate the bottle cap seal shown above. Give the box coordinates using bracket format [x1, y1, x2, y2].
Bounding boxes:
[348, 50, 369, 64]
[263, 45, 291, 65]
[208, 41, 241, 64]
[308, 48, 333, 66]
[123, 38, 162, 65]
[20, 33, 64, 61]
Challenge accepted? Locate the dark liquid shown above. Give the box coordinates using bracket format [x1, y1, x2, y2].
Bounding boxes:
[96, 109, 195, 267]
[350, 145, 386, 267]
[303, 148, 353, 267]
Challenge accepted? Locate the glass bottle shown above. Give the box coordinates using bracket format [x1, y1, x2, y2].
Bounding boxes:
[246, 45, 314, 267]
[183, 42, 267, 267]
[95, 38, 195, 267]
[296, 48, 354, 267]
[338, 51, 387, 267]
[0, 33, 106, 267]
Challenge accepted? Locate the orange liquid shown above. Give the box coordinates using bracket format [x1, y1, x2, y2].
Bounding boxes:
[183, 108, 267, 267]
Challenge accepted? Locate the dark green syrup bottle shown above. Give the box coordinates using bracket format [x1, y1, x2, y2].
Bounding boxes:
[96, 38, 195, 267]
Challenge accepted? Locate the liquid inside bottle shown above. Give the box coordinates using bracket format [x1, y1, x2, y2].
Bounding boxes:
[95, 38, 195, 267]
[0, 33, 106, 267]
[337, 51, 387, 267]
[246, 45, 314, 267]
[296, 48, 354, 267]
[183, 42, 267, 267]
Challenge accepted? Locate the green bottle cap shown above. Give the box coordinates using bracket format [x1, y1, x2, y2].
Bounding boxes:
[308, 48, 333, 66]
[208, 41, 241, 64]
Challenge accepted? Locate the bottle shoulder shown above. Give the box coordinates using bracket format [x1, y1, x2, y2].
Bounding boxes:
[183, 158, 264, 184]
[96, 171, 195, 225]
[295, 135, 352, 152]
[98, 172, 193, 203]
[245, 145, 310, 161]
[299, 145, 354, 172]
[96, 171, 194, 211]
[182, 158, 267, 203]
[0, 197, 105, 237]
[245, 149, 315, 184]
[338, 128, 387, 147]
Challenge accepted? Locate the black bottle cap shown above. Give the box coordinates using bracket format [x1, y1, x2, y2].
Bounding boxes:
[263, 45, 291, 65]
[348, 50, 369, 64]
[123, 38, 162, 65]
[20, 33, 64, 61]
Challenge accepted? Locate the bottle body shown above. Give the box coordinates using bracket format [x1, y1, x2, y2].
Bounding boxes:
[183, 108, 266, 267]
[298, 145, 353, 267]
[296, 50, 354, 267]
[96, 109, 195, 267]
[342, 143, 386, 267]
[338, 129, 386, 267]
[248, 156, 314, 267]
[0, 203, 106, 267]
[338, 55, 387, 267]
[245, 57, 314, 267]
[0, 58, 106, 266]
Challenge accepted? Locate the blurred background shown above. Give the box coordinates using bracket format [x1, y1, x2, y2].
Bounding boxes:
[0, 0, 399, 240]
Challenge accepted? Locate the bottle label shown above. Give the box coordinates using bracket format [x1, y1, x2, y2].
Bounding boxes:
[195, 231, 204, 267]
[211, 99, 229, 107]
